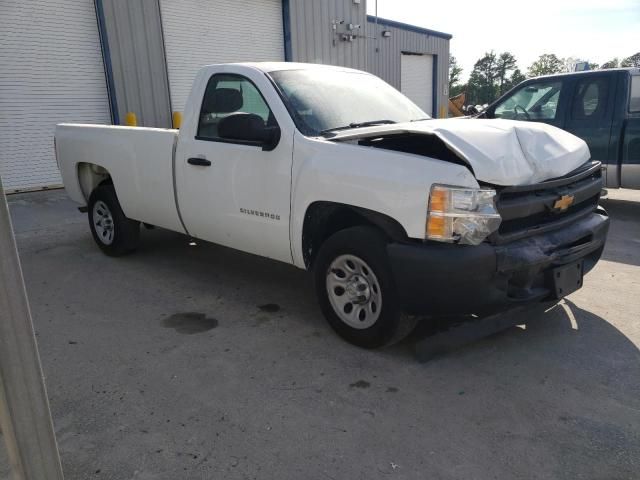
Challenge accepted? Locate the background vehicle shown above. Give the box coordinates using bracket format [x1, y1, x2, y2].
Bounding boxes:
[479, 68, 640, 189]
[55, 63, 609, 349]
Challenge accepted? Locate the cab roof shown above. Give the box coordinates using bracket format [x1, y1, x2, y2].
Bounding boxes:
[202, 61, 367, 75]
[530, 67, 639, 81]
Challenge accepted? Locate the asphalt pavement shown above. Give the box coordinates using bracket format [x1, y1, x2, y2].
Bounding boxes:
[1, 188, 639, 479]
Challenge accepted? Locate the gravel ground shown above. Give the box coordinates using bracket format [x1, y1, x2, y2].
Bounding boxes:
[1, 188, 639, 480]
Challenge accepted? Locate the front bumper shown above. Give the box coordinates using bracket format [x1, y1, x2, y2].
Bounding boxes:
[387, 209, 609, 316]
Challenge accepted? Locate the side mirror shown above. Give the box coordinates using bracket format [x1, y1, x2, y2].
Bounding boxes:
[260, 125, 281, 151]
[475, 104, 492, 118]
[217, 113, 281, 151]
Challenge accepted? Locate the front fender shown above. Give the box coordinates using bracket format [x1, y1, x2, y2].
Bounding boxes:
[290, 132, 478, 268]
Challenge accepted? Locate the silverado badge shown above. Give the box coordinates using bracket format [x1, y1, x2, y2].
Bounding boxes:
[553, 194, 575, 211]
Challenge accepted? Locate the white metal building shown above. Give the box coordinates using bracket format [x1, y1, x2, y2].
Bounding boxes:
[0, 0, 451, 193]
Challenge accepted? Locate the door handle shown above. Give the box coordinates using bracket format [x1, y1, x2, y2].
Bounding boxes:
[187, 157, 211, 166]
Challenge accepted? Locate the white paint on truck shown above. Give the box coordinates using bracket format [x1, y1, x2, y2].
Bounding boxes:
[54, 62, 608, 348]
[56, 62, 590, 266]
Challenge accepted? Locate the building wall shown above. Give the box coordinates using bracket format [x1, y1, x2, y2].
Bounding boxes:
[98, 0, 451, 124]
[367, 17, 450, 118]
[288, 0, 367, 70]
[100, 0, 172, 128]
[0, 0, 451, 192]
[0, 0, 111, 192]
[159, 0, 284, 114]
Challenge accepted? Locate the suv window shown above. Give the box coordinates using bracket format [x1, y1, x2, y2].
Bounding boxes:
[197, 74, 274, 141]
[493, 81, 562, 120]
[571, 77, 610, 120]
[630, 75, 640, 112]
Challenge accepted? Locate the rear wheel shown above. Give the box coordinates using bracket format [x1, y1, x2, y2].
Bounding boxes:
[88, 185, 140, 256]
[313, 226, 416, 348]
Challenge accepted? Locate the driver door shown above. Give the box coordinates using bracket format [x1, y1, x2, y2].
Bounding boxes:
[489, 79, 569, 129]
[175, 73, 294, 264]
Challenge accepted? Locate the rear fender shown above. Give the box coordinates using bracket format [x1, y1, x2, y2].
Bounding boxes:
[77, 162, 111, 202]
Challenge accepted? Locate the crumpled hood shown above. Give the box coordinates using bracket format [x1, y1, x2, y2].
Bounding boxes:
[329, 118, 590, 186]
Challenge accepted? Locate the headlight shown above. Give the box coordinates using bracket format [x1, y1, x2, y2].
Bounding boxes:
[426, 185, 501, 245]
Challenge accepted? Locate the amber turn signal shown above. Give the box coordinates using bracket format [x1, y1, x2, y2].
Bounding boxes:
[429, 187, 448, 213]
[426, 214, 446, 238]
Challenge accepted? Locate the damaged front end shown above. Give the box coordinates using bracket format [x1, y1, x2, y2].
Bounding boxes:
[326, 118, 591, 186]
[487, 160, 608, 301]
[326, 122, 608, 316]
[385, 160, 609, 316]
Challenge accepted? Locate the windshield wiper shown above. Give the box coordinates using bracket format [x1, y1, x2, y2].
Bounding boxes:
[320, 119, 397, 136]
[410, 117, 431, 122]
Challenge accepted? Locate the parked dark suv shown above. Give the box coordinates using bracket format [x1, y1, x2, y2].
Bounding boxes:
[479, 68, 640, 189]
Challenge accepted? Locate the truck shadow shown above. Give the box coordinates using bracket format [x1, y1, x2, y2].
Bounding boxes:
[135, 228, 639, 372]
[394, 301, 640, 477]
[599, 197, 640, 267]
[132, 227, 317, 314]
[97, 227, 640, 476]
[405, 299, 640, 367]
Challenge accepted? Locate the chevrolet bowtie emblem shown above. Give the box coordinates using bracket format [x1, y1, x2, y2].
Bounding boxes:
[554, 194, 575, 211]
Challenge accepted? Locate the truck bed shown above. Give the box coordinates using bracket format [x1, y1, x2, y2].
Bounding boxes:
[55, 124, 184, 233]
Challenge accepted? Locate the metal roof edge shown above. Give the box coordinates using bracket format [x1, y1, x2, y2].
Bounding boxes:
[366, 15, 453, 40]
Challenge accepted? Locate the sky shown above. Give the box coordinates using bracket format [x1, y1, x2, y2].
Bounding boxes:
[367, 0, 640, 82]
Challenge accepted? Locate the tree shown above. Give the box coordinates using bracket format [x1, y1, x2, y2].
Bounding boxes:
[621, 52, 640, 67]
[467, 51, 498, 105]
[449, 55, 464, 96]
[503, 68, 526, 92]
[465, 51, 525, 104]
[495, 52, 518, 96]
[528, 54, 564, 77]
[601, 58, 619, 69]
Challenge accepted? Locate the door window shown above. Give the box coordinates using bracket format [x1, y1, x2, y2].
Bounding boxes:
[630, 75, 640, 112]
[197, 74, 275, 142]
[493, 81, 562, 121]
[571, 77, 610, 120]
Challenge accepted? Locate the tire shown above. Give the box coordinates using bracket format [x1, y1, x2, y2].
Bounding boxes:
[88, 185, 140, 256]
[313, 225, 416, 348]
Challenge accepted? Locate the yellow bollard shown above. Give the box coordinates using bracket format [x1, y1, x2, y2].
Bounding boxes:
[124, 112, 137, 126]
[439, 105, 447, 119]
[172, 111, 183, 129]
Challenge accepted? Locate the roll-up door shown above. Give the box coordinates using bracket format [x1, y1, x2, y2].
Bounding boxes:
[401, 53, 434, 116]
[159, 0, 285, 114]
[0, 0, 111, 192]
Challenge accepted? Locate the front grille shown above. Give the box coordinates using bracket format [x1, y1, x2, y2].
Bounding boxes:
[489, 161, 603, 244]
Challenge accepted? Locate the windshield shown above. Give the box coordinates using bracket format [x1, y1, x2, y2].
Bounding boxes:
[269, 69, 429, 136]
[493, 81, 562, 121]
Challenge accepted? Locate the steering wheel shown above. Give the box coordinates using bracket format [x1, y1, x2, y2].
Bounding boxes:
[513, 105, 531, 120]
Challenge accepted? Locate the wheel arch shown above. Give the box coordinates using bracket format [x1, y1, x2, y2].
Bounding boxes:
[77, 162, 112, 202]
[301, 201, 408, 269]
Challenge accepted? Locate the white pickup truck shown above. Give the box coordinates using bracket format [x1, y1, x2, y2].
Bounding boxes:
[55, 62, 609, 348]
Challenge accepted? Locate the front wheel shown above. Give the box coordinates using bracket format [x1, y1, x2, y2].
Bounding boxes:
[88, 185, 140, 256]
[313, 226, 416, 348]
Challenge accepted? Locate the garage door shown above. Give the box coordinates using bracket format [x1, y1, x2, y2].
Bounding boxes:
[160, 0, 285, 115]
[0, 0, 111, 192]
[401, 53, 434, 116]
